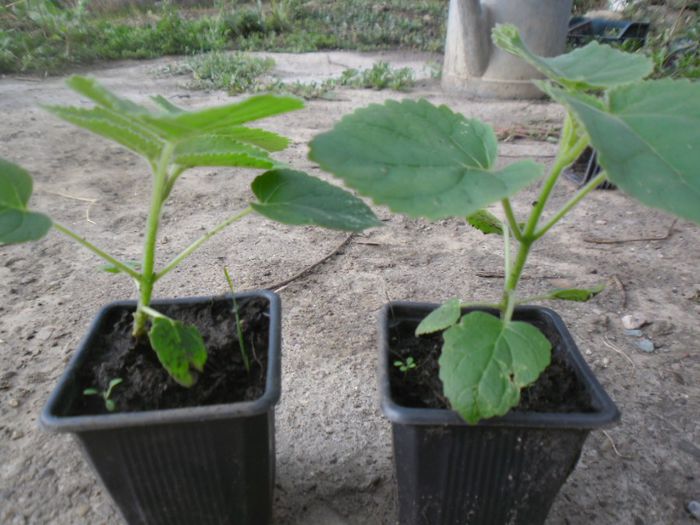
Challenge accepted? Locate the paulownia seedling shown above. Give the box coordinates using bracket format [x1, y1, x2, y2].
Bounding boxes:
[309, 25, 700, 423]
[0, 76, 379, 389]
[393, 356, 417, 374]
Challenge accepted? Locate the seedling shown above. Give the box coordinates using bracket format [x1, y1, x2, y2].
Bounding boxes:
[309, 25, 700, 424]
[223, 267, 250, 373]
[393, 356, 417, 374]
[0, 76, 379, 388]
[83, 378, 123, 412]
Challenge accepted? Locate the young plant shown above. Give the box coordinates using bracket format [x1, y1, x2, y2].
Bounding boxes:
[83, 378, 123, 412]
[0, 76, 379, 388]
[393, 356, 417, 374]
[309, 25, 700, 424]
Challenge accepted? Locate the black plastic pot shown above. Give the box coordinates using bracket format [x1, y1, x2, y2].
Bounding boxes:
[40, 291, 281, 525]
[379, 302, 620, 525]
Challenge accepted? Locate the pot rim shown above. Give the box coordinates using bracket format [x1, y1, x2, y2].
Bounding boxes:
[40, 290, 281, 432]
[379, 301, 620, 429]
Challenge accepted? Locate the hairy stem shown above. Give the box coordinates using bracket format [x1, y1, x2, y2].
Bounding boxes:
[52, 222, 142, 280]
[155, 207, 254, 282]
[133, 144, 174, 337]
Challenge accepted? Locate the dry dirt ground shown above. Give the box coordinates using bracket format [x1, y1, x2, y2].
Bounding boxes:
[0, 51, 699, 525]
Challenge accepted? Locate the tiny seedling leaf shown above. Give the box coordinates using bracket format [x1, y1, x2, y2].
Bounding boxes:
[98, 260, 141, 274]
[148, 317, 208, 387]
[467, 209, 504, 235]
[548, 284, 605, 302]
[250, 169, 381, 231]
[492, 24, 653, 90]
[415, 298, 462, 335]
[0, 158, 52, 245]
[551, 80, 700, 225]
[439, 311, 551, 424]
[309, 99, 545, 219]
[83, 388, 99, 396]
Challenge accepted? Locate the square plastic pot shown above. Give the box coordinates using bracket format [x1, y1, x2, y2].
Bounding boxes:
[40, 291, 281, 525]
[379, 302, 620, 525]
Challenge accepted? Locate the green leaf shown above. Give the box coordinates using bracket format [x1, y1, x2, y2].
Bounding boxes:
[173, 135, 277, 169]
[143, 95, 304, 138]
[439, 311, 551, 424]
[548, 284, 605, 302]
[148, 317, 207, 387]
[45, 105, 163, 160]
[151, 95, 185, 114]
[415, 298, 462, 335]
[219, 127, 290, 152]
[552, 80, 700, 224]
[98, 260, 141, 274]
[492, 24, 653, 90]
[467, 209, 503, 235]
[309, 99, 545, 220]
[66, 76, 148, 115]
[0, 158, 52, 245]
[250, 169, 381, 231]
[82, 388, 98, 396]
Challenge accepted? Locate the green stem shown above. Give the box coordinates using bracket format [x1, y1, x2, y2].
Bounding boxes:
[133, 144, 174, 337]
[139, 305, 166, 319]
[501, 198, 523, 241]
[52, 222, 142, 281]
[534, 171, 608, 240]
[155, 207, 254, 282]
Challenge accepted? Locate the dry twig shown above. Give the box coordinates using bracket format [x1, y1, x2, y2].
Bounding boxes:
[475, 271, 563, 280]
[603, 336, 636, 369]
[582, 219, 678, 245]
[611, 274, 627, 309]
[265, 233, 354, 292]
[45, 190, 98, 224]
[601, 430, 631, 459]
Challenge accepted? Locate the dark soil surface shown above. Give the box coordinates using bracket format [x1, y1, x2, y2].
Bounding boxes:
[388, 310, 593, 414]
[72, 296, 269, 415]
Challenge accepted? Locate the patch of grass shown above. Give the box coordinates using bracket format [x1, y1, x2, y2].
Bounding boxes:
[0, 0, 445, 74]
[171, 51, 276, 92]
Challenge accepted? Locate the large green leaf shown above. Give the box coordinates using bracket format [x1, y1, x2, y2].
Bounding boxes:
[309, 99, 545, 220]
[45, 105, 163, 160]
[173, 136, 276, 169]
[142, 95, 304, 139]
[0, 158, 52, 244]
[66, 76, 148, 115]
[492, 24, 653, 90]
[439, 311, 551, 424]
[250, 169, 381, 231]
[148, 317, 207, 387]
[552, 80, 700, 224]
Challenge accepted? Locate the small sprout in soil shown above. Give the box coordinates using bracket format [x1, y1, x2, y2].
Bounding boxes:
[394, 356, 417, 374]
[1, 77, 379, 391]
[309, 24, 700, 424]
[223, 267, 250, 374]
[83, 378, 123, 412]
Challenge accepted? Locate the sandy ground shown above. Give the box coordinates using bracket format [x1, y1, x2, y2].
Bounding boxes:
[1, 50, 699, 525]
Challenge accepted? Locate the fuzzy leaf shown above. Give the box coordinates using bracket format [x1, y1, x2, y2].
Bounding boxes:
[143, 95, 304, 138]
[173, 136, 277, 168]
[309, 99, 545, 220]
[439, 311, 551, 424]
[415, 299, 462, 335]
[46, 106, 163, 160]
[66, 76, 148, 115]
[251, 169, 380, 231]
[548, 284, 605, 302]
[0, 158, 52, 244]
[492, 24, 653, 90]
[467, 209, 503, 235]
[552, 80, 700, 224]
[219, 127, 290, 152]
[148, 317, 207, 387]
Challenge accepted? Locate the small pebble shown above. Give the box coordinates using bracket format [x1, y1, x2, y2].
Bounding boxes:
[635, 338, 655, 353]
[622, 313, 647, 330]
[624, 329, 643, 337]
[7, 398, 19, 408]
[688, 501, 700, 520]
